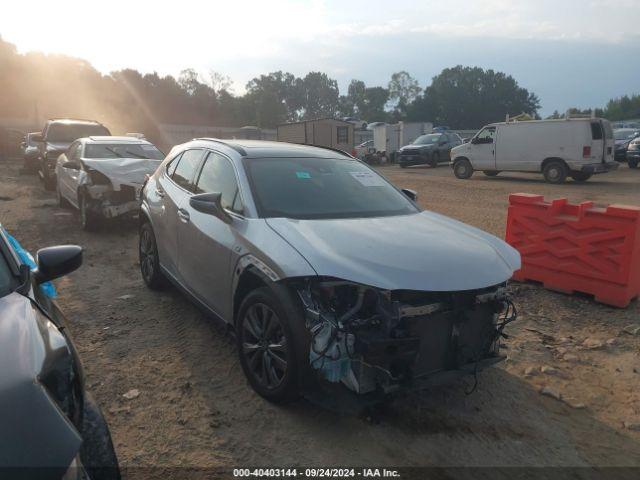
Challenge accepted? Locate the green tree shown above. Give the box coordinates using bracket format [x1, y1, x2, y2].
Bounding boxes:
[245, 71, 303, 126]
[406, 66, 540, 128]
[388, 71, 422, 116]
[602, 95, 640, 121]
[300, 72, 339, 119]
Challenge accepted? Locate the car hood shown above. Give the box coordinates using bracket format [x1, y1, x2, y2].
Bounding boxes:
[400, 144, 433, 151]
[81, 157, 162, 188]
[615, 139, 630, 147]
[266, 211, 521, 291]
[45, 141, 72, 152]
[0, 292, 81, 471]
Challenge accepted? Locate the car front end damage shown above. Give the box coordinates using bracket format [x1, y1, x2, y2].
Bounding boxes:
[294, 278, 516, 398]
[79, 166, 143, 220]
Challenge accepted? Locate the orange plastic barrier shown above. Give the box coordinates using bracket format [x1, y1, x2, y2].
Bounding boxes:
[506, 193, 640, 307]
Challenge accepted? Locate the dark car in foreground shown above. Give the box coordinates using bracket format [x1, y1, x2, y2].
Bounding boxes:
[398, 131, 462, 168]
[21, 132, 41, 172]
[613, 128, 640, 162]
[139, 139, 519, 406]
[0, 227, 120, 479]
[32, 119, 111, 191]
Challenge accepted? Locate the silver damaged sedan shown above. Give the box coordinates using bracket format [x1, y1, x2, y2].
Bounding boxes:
[139, 139, 520, 404]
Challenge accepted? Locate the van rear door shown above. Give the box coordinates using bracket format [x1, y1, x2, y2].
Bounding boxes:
[589, 120, 610, 163]
[601, 120, 614, 162]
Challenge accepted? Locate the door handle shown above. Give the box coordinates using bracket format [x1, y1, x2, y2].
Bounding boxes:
[177, 208, 190, 223]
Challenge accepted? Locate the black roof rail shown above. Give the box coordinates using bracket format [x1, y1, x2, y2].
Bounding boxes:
[194, 138, 247, 156]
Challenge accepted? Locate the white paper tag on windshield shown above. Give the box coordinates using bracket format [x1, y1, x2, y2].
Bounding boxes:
[349, 171, 386, 187]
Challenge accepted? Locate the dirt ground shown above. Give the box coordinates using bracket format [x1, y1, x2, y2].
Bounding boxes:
[1, 158, 639, 477]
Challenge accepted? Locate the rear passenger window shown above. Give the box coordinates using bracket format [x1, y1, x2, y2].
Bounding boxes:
[195, 152, 242, 213]
[172, 149, 204, 191]
[591, 122, 603, 140]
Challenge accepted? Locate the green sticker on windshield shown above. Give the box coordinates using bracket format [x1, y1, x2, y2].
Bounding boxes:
[296, 171, 311, 179]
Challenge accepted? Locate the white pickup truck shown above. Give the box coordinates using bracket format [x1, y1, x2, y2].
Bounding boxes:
[450, 118, 618, 183]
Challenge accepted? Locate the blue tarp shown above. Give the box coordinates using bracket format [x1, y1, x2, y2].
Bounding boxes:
[2, 227, 57, 298]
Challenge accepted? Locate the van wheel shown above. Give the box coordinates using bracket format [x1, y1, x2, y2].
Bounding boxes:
[453, 159, 473, 179]
[543, 160, 568, 184]
[570, 172, 592, 182]
[629, 160, 638, 169]
[430, 152, 440, 168]
[483, 171, 499, 177]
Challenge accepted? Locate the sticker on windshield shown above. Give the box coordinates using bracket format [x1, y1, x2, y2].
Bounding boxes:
[349, 171, 386, 187]
[296, 171, 311, 179]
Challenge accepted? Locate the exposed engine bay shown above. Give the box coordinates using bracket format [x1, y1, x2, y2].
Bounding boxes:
[296, 279, 516, 396]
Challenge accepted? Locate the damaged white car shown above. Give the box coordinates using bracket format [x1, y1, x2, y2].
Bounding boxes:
[139, 139, 521, 406]
[56, 136, 164, 230]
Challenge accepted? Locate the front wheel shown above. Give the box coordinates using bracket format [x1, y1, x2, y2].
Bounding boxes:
[79, 192, 100, 231]
[453, 158, 474, 179]
[42, 167, 56, 191]
[430, 152, 440, 168]
[56, 181, 70, 208]
[570, 171, 592, 182]
[629, 160, 638, 169]
[237, 287, 298, 403]
[80, 392, 121, 480]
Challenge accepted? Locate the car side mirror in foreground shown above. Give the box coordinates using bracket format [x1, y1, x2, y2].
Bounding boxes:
[190, 192, 231, 223]
[33, 245, 83, 284]
[401, 188, 418, 202]
[62, 160, 80, 170]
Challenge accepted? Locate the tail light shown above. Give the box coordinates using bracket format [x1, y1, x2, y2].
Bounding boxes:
[583, 146, 591, 158]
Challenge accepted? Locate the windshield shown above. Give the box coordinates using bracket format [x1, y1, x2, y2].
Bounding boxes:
[413, 134, 442, 145]
[244, 157, 419, 220]
[614, 129, 639, 140]
[85, 143, 164, 160]
[46, 123, 110, 143]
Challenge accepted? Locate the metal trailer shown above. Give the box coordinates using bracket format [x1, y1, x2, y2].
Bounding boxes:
[370, 122, 433, 163]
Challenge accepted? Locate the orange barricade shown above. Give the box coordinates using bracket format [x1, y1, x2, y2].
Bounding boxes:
[505, 193, 640, 308]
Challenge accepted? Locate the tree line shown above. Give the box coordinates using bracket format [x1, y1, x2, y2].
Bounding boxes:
[1, 35, 638, 150]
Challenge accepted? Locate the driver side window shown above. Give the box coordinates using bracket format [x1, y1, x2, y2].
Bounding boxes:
[475, 127, 495, 144]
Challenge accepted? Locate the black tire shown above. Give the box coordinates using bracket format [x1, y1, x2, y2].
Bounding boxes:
[80, 392, 121, 480]
[570, 171, 592, 182]
[629, 160, 638, 169]
[42, 169, 56, 191]
[483, 171, 499, 177]
[399, 163, 407, 168]
[56, 182, 70, 208]
[453, 158, 474, 179]
[543, 160, 568, 184]
[237, 287, 299, 403]
[79, 191, 100, 231]
[430, 152, 440, 168]
[139, 221, 167, 290]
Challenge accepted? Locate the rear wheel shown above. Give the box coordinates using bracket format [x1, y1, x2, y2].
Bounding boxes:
[430, 152, 440, 168]
[570, 171, 592, 182]
[139, 221, 167, 290]
[483, 171, 499, 177]
[543, 160, 568, 184]
[237, 287, 298, 403]
[629, 159, 638, 169]
[453, 158, 474, 179]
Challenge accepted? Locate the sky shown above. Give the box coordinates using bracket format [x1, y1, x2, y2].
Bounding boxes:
[1, 0, 639, 116]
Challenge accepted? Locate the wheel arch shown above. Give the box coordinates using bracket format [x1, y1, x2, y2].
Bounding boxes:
[541, 157, 568, 172]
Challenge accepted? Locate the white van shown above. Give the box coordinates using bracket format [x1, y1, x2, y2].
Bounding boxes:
[450, 118, 618, 183]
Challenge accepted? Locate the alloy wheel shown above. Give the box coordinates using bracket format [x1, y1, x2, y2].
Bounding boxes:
[139, 227, 156, 283]
[241, 303, 288, 390]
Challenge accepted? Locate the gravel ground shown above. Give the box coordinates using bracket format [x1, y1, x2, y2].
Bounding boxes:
[1, 158, 639, 478]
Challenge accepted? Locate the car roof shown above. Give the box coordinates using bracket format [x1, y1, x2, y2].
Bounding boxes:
[47, 118, 104, 126]
[191, 138, 353, 159]
[84, 136, 151, 144]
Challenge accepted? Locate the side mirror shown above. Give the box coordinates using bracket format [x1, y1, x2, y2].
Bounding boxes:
[401, 188, 418, 202]
[62, 160, 80, 170]
[33, 245, 83, 284]
[470, 137, 479, 145]
[32, 133, 44, 143]
[462, 138, 470, 144]
[189, 192, 231, 222]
